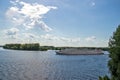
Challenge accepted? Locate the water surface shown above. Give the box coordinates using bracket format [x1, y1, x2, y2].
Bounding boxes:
[0, 48, 109, 80]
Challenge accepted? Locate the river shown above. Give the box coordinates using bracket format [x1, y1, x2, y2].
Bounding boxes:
[0, 48, 109, 80]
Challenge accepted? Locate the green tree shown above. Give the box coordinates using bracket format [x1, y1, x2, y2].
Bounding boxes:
[3, 43, 40, 51]
[108, 25, 120, 80]
[99, 75, 110, 80]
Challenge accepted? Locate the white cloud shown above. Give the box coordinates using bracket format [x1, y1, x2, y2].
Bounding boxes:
[40, 34, 81, 43]
[39, 21, 53, 32]
[39, 34, 82, 46]
[85, 36, 96, 42]
[6, 0, 57, 32]
[6, 7, 19, 18]
[19, 1, 57, 19]
[4, 28, 19, 39]
[71, 38, 81, 42]
[6, 6, 25, 25]
[23, 33, 39, 39]
[20, 33, 39, 43]
[41, 34, 58, 40]
[4, 28, 19, 36]
[10, 0, 20, 5]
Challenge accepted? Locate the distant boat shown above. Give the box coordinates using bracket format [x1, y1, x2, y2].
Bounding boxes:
[56, 48, 103, 55]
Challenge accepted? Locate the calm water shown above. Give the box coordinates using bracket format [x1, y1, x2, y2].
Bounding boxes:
[0, 48, 109, 80]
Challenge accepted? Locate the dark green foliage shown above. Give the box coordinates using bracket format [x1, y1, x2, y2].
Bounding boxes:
[99, 75, 110, 80]
[108, 25, 120, 80]
[3, 44, 21, 50]
[39, 46, 49, 51]
[99, 25, 120, 80]
[3, 43, 59, 51]
[3, 43, 62, 51]
[3, 43, 40, 51]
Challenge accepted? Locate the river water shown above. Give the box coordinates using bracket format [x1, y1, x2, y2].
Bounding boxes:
[0, 48, 109, 80]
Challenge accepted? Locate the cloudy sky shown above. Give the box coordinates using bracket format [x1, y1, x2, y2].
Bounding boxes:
[0, 0, 120, 47]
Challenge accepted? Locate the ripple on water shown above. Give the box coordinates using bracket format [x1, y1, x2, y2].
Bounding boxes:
[0, 49, 109, 80]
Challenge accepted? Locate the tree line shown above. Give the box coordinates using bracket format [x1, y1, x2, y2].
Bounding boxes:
[3, 43, 62, 51]
[99, 25, 120, 80]
[3, 43, 40, 50]
[3, 43, 108, 51]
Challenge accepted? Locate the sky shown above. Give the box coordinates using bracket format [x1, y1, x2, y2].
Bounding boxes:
[0, 0, 120, 47]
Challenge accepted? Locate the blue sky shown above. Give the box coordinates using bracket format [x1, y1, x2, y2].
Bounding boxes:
[0, 0, 120, 47]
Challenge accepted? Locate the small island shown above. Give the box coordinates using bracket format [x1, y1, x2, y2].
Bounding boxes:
[56, 48, 104, 55]
[3, 43, 61, 51]
[3, 43, 40, 51]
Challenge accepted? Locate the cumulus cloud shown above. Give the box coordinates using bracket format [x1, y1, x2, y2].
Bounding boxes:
[85, 36, 96, 42]
[23, 33, 39, 39]
[4, 28, 19, 39]
[20, 33, 39, 43]
[10, 0, 20, 5]
[38, 21, 53, 32]
[4, 28, 19, 36]
[40, 34, 81, 43]
[41, 34, 58, 40]
[6, 0, 57, 31]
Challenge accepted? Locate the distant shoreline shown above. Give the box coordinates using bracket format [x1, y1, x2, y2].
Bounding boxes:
[2, 43, 108, 52]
